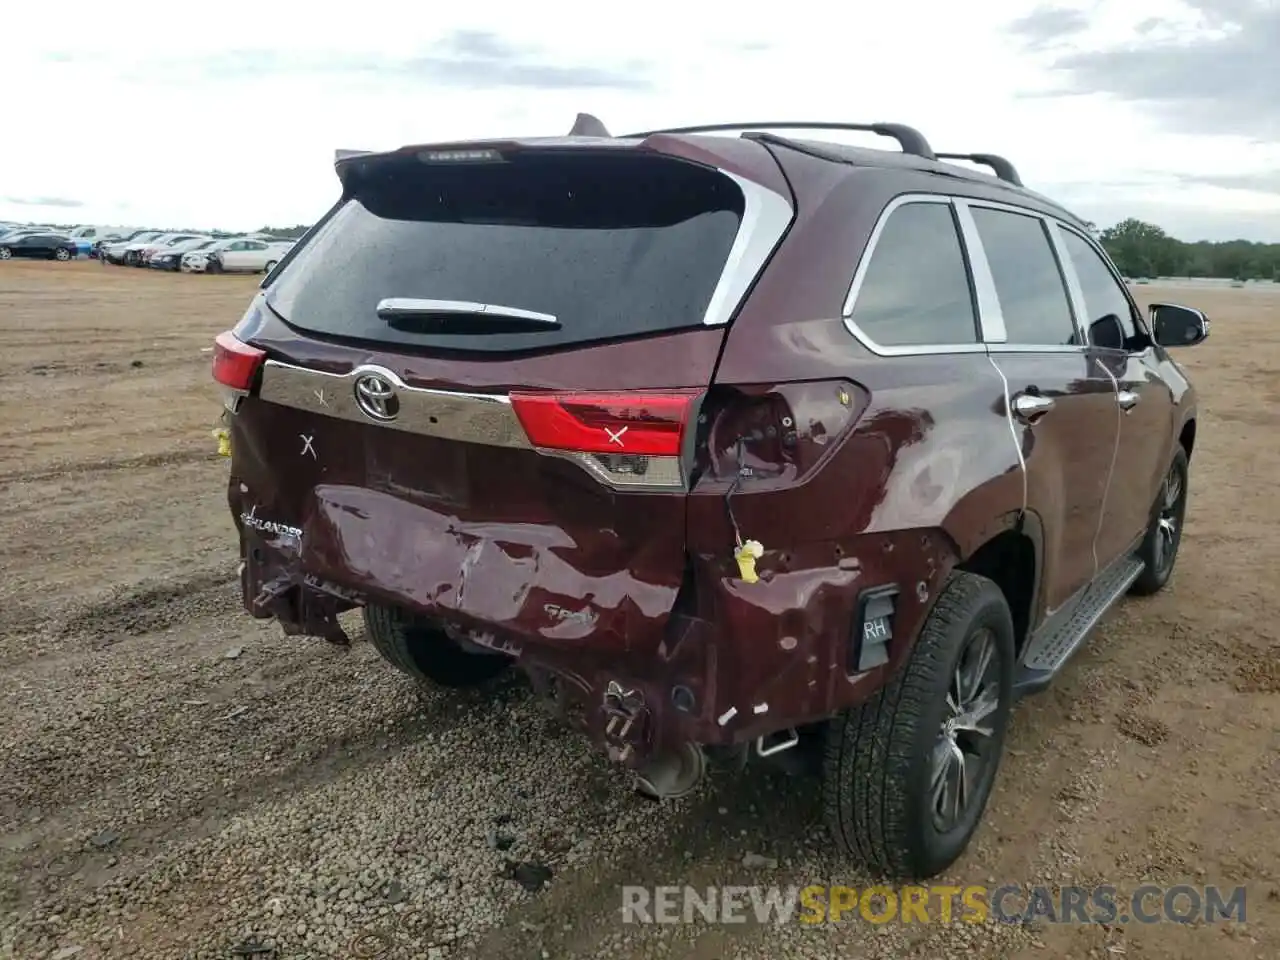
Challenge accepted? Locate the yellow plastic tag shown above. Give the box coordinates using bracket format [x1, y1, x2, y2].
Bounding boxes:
[213, 427, 232, 457]
[734, 539, 764, 583]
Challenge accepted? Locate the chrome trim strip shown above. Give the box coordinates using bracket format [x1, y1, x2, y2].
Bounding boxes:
[1044, 221, 1091, 346]
[840, 193, 989, 357]
[255, 360, 690, 491]
[985, 343, 1090, 355]
[953, 199, 1007, 343]
[257, 360, 533, 449]
[986, 354, 1027, 511]
[702, 171, 795, 327]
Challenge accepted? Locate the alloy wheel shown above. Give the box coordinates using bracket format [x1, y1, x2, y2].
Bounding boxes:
[930, 627, 1002, 833]
[1152, 462, 1185, 578]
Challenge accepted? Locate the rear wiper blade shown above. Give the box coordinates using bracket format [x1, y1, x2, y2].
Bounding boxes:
[375, 297, 560, 332]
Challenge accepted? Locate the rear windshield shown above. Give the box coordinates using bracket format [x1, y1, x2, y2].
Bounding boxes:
[265, 150, 746, 352]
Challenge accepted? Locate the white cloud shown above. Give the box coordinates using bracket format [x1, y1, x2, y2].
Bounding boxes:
[1, 0, 1277, 240]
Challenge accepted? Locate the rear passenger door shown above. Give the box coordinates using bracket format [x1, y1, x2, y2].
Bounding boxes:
[1052, 223, 1174, 566]
[960, 201, 1119, 616]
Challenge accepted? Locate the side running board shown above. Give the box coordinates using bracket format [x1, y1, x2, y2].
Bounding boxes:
[1014, 555, 1145, 697]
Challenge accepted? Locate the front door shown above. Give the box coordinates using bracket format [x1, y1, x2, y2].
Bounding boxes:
[961, 201, 1120, 615]
[1053, 224, 1176, 566]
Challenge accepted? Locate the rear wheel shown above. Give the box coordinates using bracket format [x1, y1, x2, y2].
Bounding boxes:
[0, 247, 11, 260]
[363, 604, 512, 689]
[264, 260, 278, 274]
[54, 248, 71, 261]
[822, 571, 1014, 880]
[1130, 446, 1189, 596]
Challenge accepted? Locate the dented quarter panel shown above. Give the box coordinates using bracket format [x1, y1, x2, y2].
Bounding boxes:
[685, 353, 1023, 742]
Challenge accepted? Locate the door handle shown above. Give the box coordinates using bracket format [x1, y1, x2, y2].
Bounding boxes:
[1012, 392, 1055, 424]
[1117, 390, 1140, 411]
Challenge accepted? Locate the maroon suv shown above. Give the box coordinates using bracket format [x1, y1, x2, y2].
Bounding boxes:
[212, 116, 1207, 880]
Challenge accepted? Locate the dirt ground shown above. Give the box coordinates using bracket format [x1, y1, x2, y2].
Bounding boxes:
[0, 261, 1276, 960]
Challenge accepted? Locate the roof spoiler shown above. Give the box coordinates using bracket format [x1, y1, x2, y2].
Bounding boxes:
[567, 112, 611, 137]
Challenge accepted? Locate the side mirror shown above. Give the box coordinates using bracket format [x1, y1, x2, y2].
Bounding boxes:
[1088, 313, 1125, 350]
[1149, 303, 1209, 347]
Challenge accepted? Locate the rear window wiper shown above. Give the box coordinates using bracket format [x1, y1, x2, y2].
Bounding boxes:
[375, 298, 561, 333]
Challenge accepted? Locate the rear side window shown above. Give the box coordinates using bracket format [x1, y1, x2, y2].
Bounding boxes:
[848, 201, 978, 347]
[970, 207, 1077, 346]
[267, 151, 746, 353]
[1058, 228, 1141, 347]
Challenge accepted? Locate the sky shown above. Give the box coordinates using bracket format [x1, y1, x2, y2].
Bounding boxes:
[2, 0, 1279, 242]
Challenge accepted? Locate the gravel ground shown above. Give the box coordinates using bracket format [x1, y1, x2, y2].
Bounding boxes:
[1, 263, 1276, 959]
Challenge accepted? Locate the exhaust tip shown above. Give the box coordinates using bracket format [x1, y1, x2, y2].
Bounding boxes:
[633, 742, 706, 800]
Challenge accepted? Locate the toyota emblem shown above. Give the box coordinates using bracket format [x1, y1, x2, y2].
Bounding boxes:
[353, 371, 400, 421]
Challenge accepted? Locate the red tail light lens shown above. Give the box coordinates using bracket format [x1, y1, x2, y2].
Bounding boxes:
[510, 391, 699, 457]
[212, 330, 266, 390]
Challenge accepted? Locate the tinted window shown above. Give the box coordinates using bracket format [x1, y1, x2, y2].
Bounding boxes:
[971, 207, 1077, 346]
[849, 202, 978, 346]
[268, 151, 745, 353]
[1059, 228, 1141, 347]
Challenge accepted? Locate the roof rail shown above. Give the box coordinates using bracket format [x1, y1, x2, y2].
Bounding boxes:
[623, 121, 936, 160]
[935, 152, 1023, 187]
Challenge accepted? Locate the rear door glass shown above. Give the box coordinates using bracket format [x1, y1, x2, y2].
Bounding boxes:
[266, 151, 746, 353]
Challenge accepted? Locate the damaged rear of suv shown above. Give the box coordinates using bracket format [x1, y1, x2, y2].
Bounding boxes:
[214, 115, 1204, 879]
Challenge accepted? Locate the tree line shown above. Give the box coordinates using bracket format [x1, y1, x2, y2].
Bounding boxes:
[1091, 218, 1280, 282]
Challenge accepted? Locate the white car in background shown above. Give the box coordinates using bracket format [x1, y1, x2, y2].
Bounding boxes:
[181, 237, 294, 274]
[148, 236, 219, 271]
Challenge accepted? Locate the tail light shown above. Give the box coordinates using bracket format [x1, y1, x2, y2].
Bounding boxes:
[510, 390, 700, 489]
[213, 330, 266, 393]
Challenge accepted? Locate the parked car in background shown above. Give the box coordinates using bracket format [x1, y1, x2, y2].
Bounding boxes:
[67, 225, 140, 257]
[101, 231, 165, 264]
[0, 233, 78, 261]
[138, 234, 207, 266]
[182, 237, 293, 274]
[131, 233, 202, 267]
[149, 236, 219, 271]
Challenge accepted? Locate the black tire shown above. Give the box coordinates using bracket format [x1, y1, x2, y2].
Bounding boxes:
[822, 571, 1015, 880]
[1130, 445, 1189, 596]
[363, 604, 511, 689]
[54, 248, 71, 261]
[264, 260, 278, 275]
[206, 259, 223, 275]
[0, 247, 11, 261]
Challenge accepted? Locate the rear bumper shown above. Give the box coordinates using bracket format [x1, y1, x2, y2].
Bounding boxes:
[230, 472, 957, 768]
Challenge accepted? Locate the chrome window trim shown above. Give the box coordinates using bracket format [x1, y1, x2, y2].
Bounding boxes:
[1044, 220, 1092, 345]
[1051, 218, 1153, 343]
[840, 193, 989, 357]
[701, 171, 795, 327]
[962, 199, 1088, 354]
[952, 199, 1007, 343]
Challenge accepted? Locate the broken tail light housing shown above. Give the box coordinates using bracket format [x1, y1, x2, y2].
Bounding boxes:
[213, 330, 267, 411]
[510, 390, 701, 490]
